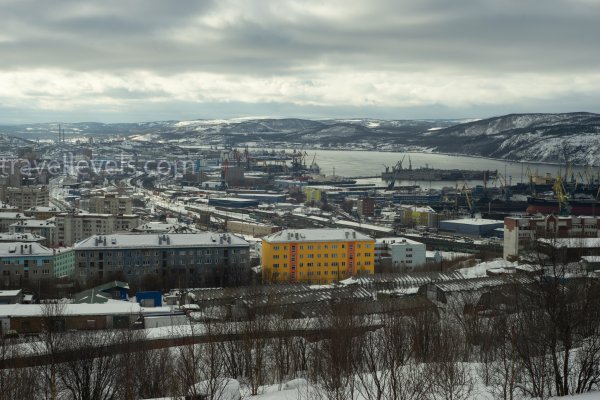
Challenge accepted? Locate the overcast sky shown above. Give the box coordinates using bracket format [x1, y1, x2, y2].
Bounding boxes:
[1, 0, 599, 123]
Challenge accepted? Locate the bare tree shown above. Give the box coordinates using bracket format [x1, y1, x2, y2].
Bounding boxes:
[430, 323, 475, 400]
[56, 330, 120, 400]
[0, 335, 38, 400]
[34, 301, 67, 400]
[310, 303, 362, 400]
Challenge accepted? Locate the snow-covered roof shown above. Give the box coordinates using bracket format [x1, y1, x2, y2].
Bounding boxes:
[0, 232, 45, 242]
[263, 228, 373, 243]
[73, 232, 249, 250]
[0, 212, 31, 220]
[0, 242, 54, 257]
[539, 238, 600, 248]
[441, 218, 503, 226]
[0, 289, 22, 297]
[334, 220, 394, 233]
[0, 303, 141, 317]
[376, 237, 424, 246]
[430, 275, 536, 293]
[10, 219, 55, 228]
[25, 206, 61, 212]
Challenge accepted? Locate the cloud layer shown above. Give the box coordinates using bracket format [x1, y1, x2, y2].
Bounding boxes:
[1, 0, 599, 122]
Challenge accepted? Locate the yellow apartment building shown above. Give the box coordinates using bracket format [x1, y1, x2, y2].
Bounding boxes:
[262, 228, 375, 284]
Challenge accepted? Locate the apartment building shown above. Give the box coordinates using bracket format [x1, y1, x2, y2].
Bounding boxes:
[504, 214, 600, 259]
[84, 194, 133, 215]
[9, 219, 57, 246]
[0, 243, 73, 285]
[262, 228, 375, 284]
[24, 206, 62, 220]
[73, 233, 250, 286]
[0, 212, 32, 232]
[55, 213, 141, 246]
[1, 186, 49, 211]
[399, 205, 443, 228]
[375, 237, 426, 270]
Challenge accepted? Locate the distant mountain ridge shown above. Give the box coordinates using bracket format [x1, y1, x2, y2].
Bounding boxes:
[1, 112, 599, 164]
[425, 112, 600, 164]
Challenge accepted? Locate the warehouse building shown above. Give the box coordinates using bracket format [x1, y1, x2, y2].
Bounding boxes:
[439, 218, 503, 237]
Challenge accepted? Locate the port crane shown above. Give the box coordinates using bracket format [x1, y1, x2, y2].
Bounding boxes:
[553, 175, 570, 215]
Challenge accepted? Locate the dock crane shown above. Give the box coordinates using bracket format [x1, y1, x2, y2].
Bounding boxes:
[220, 158, 229, 190]
[461, 182, 474, 215]
[553, 175, 570, 215]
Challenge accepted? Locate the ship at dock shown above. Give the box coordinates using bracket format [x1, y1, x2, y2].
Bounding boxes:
[526, 196, 600, 216]
[381, 157, 497, 182]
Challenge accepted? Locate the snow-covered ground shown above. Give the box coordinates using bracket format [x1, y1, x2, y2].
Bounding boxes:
[457, 258, 522, 278]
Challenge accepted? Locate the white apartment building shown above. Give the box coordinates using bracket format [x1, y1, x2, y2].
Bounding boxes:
[375, 237, 426, 270]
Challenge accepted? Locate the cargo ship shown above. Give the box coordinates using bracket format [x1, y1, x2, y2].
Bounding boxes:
[382, 166, 497, 181]
[526, 196, 600, 216]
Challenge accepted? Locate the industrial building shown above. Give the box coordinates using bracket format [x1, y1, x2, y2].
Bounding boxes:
[439, 218, 503, 237]
[262, 228, 375, 284]
[504, 214, 600, 259]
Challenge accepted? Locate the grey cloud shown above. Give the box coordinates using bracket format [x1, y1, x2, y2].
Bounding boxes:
[0, 0, 599, 122]
[0, 0, 598, 74]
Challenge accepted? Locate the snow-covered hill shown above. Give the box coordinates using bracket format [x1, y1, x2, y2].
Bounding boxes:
[425, 112, 600, 164]
[3, 112, 600, 164]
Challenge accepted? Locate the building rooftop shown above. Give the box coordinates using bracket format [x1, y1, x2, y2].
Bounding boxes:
[25, 206, 61, 213]
[263, 228, 373, 243]
[0, 303, 141, 317]
[0, 232, 45, 242]
[334, 220, 394, 233]
[0, 289, 22, 297]
[399, 205, 437, 213]
[0, 202, 18, 211]
[56, 212, 139, 218]
[376, 237, 424, 246]
[73, 232, 249, 250]
[539, 237, 600, 249]
[0, 242, 54, 257]
[133, 222, 198, 233]
[0, 212, 32, 220]
[442, 218, 503, 226]
[10, 219, 56, 228]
